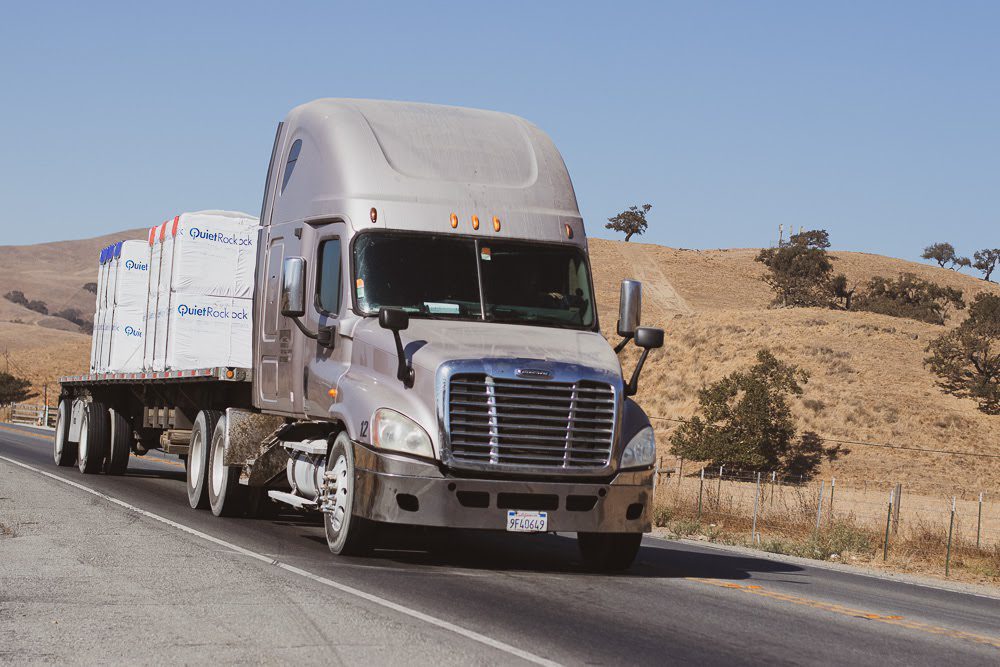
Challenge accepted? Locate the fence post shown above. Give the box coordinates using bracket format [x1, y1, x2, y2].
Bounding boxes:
[752, 471, 761, 544]
[697, 467, 704, 520]
[946, 496, 956, 577]
[828, 477, 836, 523]
[883, 488, 894, 561]
[977, 492, 983, 549]
[677, 457, 684, 488]
[770, 471, 776, 507]
[815, 481, 825, 536]
[892, 483, 902, 535]
[716, 465, 724, 508]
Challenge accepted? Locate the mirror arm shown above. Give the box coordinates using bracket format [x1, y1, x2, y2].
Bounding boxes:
[625, 348, 651, 397]
[614, 334, 633, 354]
[290, 315, 318, 340]
[390, 330, 415, 388]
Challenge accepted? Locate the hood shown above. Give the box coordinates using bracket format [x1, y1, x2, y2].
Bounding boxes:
[351, 317, 622, 378]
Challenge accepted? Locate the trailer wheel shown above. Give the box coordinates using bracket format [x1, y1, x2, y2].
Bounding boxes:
[187, 410, 221, 510]
[577, 532, 643, 572]
[52, 399, 76, 467]
[103, 408, 132, 476]
[321, 432, 374, 556]
[77, 402, 110, 474]
[208, 412, 246, 517]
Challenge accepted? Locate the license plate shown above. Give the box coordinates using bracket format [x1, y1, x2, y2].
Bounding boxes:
[506, 510, 548, 533]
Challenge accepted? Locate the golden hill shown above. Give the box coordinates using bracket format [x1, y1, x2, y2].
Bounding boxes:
[0, 231, 997, 494]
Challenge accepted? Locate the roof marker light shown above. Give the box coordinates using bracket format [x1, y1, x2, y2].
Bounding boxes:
[370, 207, 378, 224]
[565, 223, 574, 239]
[493, 216, 501, 232]
[450, 213, 458, 229]
[472, 215, 480, 230]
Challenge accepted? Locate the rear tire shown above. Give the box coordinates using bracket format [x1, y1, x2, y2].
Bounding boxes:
[77, 401, 110, 474]
[103, 408, 132, 475]
[187, 410, 221, 510]
[322, 432, 374, 556]
[53, 399, 76, 467]
[577, 532, 643, 572]
[208, 412, 246, 517]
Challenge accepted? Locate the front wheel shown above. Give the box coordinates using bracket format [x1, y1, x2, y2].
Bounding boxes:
[321, 432, 374, 556]
[577, 532, 643, 572]
[53, 399, 76, 467]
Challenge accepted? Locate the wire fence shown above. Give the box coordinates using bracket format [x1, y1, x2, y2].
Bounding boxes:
[1, 402, 57, 428]
[655, 459, 999, 560]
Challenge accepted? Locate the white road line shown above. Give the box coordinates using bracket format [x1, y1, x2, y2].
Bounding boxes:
[0, 454, 560, 667]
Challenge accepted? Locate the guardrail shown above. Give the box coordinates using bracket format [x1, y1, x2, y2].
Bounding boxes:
[4, 403, 57, 428]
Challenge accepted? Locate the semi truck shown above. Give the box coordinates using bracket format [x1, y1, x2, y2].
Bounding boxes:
[53, 98, 664, 570]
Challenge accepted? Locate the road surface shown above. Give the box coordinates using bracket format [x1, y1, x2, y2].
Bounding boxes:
[1, 423, 997, 665]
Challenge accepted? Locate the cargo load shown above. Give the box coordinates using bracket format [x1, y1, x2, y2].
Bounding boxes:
[142, 223, 166, 371]
[150, 210, 258, 371]
[161, 295, 253, 370]
[104, 240, 150, 372]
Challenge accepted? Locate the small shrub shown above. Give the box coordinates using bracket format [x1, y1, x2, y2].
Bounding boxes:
[25, 299, 48, 315]
[3, 290, 27, 306]
[82, 282, 98, 294]
[853, 273, 964, 325]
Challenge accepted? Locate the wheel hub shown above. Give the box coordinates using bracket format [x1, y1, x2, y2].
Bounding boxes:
[321, 455, 349, 533]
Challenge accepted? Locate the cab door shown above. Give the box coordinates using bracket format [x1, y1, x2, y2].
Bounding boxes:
[302, 222, 351, 418]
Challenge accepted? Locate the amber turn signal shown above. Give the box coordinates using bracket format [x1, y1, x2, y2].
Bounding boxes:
[328, 388, 338, 399]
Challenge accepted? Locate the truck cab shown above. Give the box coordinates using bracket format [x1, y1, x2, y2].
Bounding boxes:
[251, 99, 662, 569]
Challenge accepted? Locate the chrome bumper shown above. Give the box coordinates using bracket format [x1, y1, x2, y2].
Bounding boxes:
[352, 442, 653, 533]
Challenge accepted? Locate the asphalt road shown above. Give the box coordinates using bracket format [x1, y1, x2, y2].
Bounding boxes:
[2, 422, 998, 665]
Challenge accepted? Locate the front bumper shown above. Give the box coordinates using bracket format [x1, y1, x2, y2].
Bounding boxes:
[352, 442, 653, 533]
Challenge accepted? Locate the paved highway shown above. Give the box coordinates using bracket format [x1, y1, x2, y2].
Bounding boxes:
[1, 423, 998, 665]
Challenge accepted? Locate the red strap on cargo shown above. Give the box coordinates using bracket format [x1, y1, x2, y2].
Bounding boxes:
[172, 215, 180, 237]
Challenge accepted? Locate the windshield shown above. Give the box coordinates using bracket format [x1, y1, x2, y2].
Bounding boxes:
[353, 233, 595, 329]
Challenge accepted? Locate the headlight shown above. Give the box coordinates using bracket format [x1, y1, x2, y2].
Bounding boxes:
[372, 408, 434, 459]
[620, 426, 655, 469]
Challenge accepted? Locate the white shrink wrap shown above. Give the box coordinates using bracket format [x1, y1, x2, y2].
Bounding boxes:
[106, 305, 147, 372]
[99, 242, 121, 371]
[165, 210, 259, 298]
[143, 223, 166, 370]
[162, 295, 252, 370]
[112, 240, 150, 307]
[89, 247, 109, 372]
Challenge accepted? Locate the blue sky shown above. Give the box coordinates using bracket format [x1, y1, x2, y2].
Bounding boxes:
[0, 2, 996, 265]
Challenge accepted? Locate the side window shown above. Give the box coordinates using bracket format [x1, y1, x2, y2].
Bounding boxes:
[316, 238, 342, 314]
[280, 139, 302, 194]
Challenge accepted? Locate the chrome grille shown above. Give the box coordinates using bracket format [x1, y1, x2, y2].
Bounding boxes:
[446, 373, 615, 469]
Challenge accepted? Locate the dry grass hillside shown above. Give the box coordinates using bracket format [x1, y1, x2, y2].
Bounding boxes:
[0, 230, 997, 495]
[589, 238, 1000, 496]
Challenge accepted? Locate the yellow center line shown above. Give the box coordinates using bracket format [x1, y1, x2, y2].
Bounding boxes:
[0, 422, 185, 469]
[686, 577, 1000, 650]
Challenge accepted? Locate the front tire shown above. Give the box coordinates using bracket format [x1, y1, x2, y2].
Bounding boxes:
[577, 532, 643, 572]
[78, 401, 110, 474]
[208, 412, 246, 517]
[53, 399, 76, 467]
[321, 432, 373, 556]
[187, 410, 221, 510]
[103, 408, 132, 475]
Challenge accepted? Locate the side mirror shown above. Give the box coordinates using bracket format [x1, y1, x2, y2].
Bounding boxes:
[379, 307, 414, 388]
[617, 279, 642, 337]
[625, 327, 665, 397]
[280, 257, 306, 318]
[379, 307, 410, 332]
[634, 327, 664, 350]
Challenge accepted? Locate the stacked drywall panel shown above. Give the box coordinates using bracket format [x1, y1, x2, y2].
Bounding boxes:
[142, 222, 166, 371]
[153, 210, 259, 371]
[105, 240, 150, 372]
[85, 210, 259, 374]
[89, 247, 110, 372]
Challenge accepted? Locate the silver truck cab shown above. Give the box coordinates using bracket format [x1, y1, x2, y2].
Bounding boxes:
[253, 99, 662, 569]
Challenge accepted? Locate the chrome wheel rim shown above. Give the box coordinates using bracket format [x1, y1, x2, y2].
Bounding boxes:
[210, 430, 225, 496]
[323, 454, 350, 534]
[190, 429, 203, 489]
